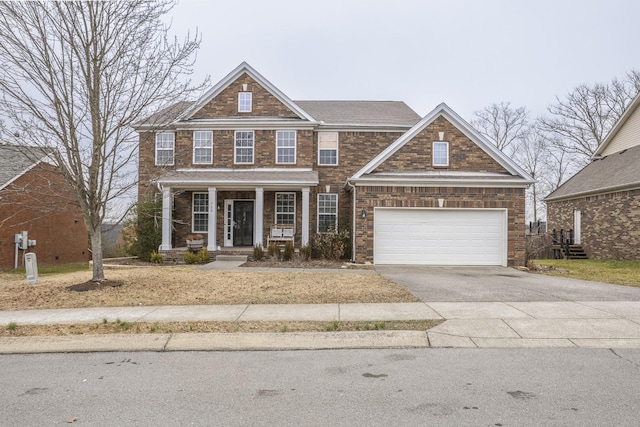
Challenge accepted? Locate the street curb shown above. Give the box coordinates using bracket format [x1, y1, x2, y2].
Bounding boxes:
[0, 331, 429, 354]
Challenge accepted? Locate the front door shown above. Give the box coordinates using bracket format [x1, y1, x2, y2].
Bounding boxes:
[574, 210, 581, 245]
[230, 200, 254, 247]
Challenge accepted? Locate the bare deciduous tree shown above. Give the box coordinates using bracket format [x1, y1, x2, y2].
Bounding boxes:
[0, 1, 206, 281]
[539, 71, 640, 164]
[471, 102, 530, 156]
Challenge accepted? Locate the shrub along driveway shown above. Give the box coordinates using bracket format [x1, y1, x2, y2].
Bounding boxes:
[375, 266, 640, 302]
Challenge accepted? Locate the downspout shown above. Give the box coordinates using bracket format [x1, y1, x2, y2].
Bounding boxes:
[346, 179, 357, 263]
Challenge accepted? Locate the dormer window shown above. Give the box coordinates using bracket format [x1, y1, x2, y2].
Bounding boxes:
[238, 92, 252, 112]
[432, 141, 449, 167]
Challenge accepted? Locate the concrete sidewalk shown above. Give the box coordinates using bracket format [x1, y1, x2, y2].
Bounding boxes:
[2, 301, 640, 353]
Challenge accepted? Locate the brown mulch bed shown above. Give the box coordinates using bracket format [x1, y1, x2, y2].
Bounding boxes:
[66, 280, 124, 292]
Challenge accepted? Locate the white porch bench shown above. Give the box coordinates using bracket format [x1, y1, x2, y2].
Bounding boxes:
[267, 224, 295, 246]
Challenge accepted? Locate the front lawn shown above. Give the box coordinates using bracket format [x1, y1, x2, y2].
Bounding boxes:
[0, 266, 419, 310]
[533, 259, 640, 287]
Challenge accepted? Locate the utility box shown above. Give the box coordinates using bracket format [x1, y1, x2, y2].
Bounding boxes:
[24, 252, 38, 285]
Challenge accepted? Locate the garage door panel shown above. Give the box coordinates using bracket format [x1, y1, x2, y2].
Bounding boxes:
[373, 209, 506, 266]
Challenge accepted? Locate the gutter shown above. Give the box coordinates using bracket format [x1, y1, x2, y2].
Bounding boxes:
[544, 181, 640, 203]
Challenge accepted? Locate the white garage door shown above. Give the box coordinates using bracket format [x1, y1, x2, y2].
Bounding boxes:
[374, 208, 507, 266]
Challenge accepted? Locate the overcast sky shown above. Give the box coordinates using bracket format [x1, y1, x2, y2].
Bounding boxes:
[168, 0, 640, 121]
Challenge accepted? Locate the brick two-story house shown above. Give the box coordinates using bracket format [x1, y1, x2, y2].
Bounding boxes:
[135, 63, 533, 266]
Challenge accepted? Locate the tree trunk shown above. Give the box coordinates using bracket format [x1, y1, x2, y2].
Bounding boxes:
[89, 228, 104, 282]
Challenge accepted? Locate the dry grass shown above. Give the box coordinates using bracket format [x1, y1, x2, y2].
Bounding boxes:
[533, 259, 640, 287]
[0, 319, 442, 337]
[0, 265, 419, 311]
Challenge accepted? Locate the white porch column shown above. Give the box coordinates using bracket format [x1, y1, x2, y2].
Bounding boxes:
[254, 187, 264, 247]
[208, 187, 217, 251]
[160, 186, 172, 250]
[302, 187, 310, 246]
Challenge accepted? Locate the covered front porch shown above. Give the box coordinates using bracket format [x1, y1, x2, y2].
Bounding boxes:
[154, 169, 319, 251]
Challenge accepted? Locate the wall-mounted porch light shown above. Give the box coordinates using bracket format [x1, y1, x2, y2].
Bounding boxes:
[361, 208, 367, 218]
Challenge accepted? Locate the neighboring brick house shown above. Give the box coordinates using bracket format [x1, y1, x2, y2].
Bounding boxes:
[0, 145, 89, 269]
[545, 93, 640, 260]
[135, 63, 533, 266]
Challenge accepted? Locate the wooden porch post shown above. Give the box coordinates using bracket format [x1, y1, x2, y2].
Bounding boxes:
[208, 187, 217, 251]
[255, 187, 264, 247]
[160, 186, 172, 250]
[302, 187, 310, 246]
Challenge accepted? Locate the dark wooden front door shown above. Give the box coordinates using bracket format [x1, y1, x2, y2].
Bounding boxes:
[233, 201, 254, 246]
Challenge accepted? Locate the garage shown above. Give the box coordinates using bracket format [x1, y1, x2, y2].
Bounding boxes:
[373, 208, 507, 266]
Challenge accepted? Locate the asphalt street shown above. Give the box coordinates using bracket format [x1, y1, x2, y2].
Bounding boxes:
[2, 348, 640, 426]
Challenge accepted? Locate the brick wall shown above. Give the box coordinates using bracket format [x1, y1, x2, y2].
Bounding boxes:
[194, 74, 299, 118]
[354, 186, 526, 266]
[547, 189, 640, 260]
[376, 116, 508, 173]
[0, 163, 89, 269]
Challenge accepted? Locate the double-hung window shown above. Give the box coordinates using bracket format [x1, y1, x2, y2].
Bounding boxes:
[275, 193, 295, 225]
[193, 131, 213, 164]
[318, 132, 338, 165]
[276, 130, 296, 164]
[318, 194, 338, 233]
[432, 141, 449, 167]
[155, 133, 175, 166]
[238, 92, 252, 112]
[235, 131, 254, 164]
[192, 193, 208, 233]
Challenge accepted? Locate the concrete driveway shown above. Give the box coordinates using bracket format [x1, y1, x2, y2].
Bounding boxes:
[375, 266, 640, 302]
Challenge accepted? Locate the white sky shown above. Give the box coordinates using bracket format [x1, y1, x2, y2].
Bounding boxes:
[169, 0, 640, 121]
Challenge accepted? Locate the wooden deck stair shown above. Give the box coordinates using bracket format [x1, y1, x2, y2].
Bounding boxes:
[551, 244, 588, 260]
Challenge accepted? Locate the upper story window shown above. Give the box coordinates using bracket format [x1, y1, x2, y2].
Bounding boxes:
[193, 131, 213, 164]
[276, 130, 296, 164]
[432, 141, 449, 167]
[318, 131, 338, 165]
[317, 193, 338, 233]
[238, 92, 252, 112]
[275, 192, 295, 225]
[235, 130, 254, 164]
[155, 132, 174, 166]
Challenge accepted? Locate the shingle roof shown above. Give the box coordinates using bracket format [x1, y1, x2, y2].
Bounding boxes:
[0, 145, 50, 190]
[545, 144, 640, 201]
[138, 101, 194, 126]
[295, 101, 421, 126]
[139, 100, 421, 128]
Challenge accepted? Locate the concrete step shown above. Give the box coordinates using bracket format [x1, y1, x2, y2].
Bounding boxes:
[215, 254, 248, 262]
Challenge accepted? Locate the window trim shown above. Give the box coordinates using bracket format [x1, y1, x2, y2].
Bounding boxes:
[192, 192, 209, 234]
[155, 132, 175, 166]
[275, 192, 296, 226]
[432, 141, 450, 167]
[317, 193, 338, 233]
[318, 131, 339, 166]
[238, 92, 252, 113]
[234, 130, 255, 164]
[276, 130, 297, 164]
[192, 131, 213, 165]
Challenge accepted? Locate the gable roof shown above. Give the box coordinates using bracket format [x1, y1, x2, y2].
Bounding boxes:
[545, 143, 640, 201]
[349, 102, 535, 185]
[593, 92, 640, 157]
[295, 101, 420, 127]
[177, 62, 316, 123]
[0, 145, 52, 190]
